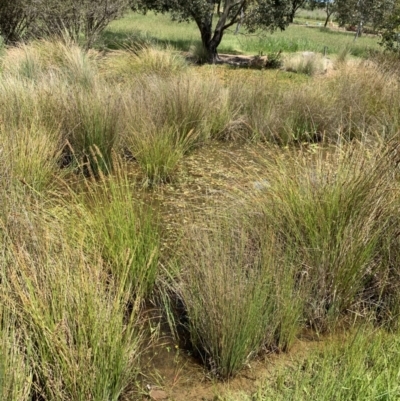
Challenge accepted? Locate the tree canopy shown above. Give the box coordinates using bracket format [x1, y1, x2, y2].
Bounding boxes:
[288, 0, 307, 23]
[336, 0, 396, 34]
[133, 0, 292, 62]
[379, 1, 400, 52]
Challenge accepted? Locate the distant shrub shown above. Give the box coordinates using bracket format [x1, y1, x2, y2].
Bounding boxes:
[284, 52, 325, 76]
[0, 0, 37, 43]
[103, 44, 187, 79]
[265, 51, 283, 69]
[0, 0, 130, 47]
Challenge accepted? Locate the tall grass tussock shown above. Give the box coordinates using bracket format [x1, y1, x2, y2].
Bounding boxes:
[245, 142, 398, 330]
[77, 155, 161, 295]
[103, 44, 188, 79]
[283, 52, 326, 76]
[0, 183, 145, 400]
[166, 139, 400, 379]
[170, 213, 299, 378]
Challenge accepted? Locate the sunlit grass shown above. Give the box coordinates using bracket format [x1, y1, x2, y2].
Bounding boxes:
[0, 171, 147, 400]
[105, 12, 381, 57]
[0, 122, 61, 192]
[245, 142, 397, 331]
[0, 306, 32, 401]
[102, 44, 188, 79]
[257, 327, 400, 400]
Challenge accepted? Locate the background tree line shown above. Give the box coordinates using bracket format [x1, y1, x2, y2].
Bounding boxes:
[309, 1, 396, 33]
[0, 0, 399, 58]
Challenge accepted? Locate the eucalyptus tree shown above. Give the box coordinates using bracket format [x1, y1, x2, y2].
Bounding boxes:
[322, 0, 337, 27]
[306, 1, 337, 27]
[288, 0, 307, 23]
[133, 0, 292, 62]
[336, 0, 395, 36]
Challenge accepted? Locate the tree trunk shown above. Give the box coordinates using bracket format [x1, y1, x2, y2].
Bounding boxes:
[208, 31, 223, 63]
[195, 0, 245, 64]
[288, 10, 295, 23]
[196, 13, 219, 63]
[324, 13, 330, 27]
[324, 3, 333, 28]
[200, 32, 220, 63]
[197, 20, 217, 63]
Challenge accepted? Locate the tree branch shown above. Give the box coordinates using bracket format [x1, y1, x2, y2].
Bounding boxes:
[213, 0, 246, 33]
[222, 0, 245, 30]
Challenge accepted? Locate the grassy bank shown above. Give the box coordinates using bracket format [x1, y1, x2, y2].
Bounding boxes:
[0, 38, 400, 399]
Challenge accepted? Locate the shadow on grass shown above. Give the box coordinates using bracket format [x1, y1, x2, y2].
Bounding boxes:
[99, 29, 195, 51]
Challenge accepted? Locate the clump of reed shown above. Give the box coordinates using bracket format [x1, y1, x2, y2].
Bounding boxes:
[168, 210, 302, 378]
[76, 155, 161, 295]
[0, 122, 61, 192]
[229, 61, 400, 144]
[102, 44, 188, 79]
[122, 73, 233, 183]
[245, 141, 398, 331]
[1, 39, 98, 87]
[0, 167, 152, 400]
[168, 139, 400, 379]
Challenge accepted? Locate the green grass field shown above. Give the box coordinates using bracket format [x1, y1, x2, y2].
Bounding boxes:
[104, 11, 381, 57]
